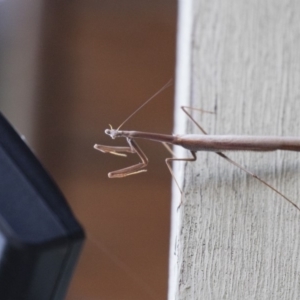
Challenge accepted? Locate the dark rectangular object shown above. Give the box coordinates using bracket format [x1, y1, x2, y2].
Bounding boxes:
[0, 112, 85, 300]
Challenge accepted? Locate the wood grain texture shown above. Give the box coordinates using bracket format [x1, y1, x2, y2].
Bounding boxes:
[170, 1, 300, 299]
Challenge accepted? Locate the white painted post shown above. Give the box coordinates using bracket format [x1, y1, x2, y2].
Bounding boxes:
[169, 1, 300, 299]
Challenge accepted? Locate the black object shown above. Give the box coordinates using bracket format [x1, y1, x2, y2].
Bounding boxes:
[0, 112, 85, 300]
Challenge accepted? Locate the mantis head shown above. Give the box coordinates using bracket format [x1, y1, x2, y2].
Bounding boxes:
[105, 125, 122, 139]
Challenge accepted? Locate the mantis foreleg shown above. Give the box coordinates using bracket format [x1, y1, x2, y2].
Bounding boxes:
[94, 138, 148, 178]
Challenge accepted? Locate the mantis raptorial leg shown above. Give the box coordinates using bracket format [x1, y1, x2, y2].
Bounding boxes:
[94, 138, 148, 178]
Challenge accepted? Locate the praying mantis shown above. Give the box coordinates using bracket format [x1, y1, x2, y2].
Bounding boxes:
[94, 82, 300, 212]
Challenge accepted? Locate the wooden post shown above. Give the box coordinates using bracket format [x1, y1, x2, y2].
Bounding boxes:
[169, 1, 300, 299]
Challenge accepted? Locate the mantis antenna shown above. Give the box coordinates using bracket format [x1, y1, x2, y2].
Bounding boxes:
[116, 79, 173, 131]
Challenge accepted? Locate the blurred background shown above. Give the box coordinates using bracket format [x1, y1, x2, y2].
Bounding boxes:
[0, 1, 176, 299]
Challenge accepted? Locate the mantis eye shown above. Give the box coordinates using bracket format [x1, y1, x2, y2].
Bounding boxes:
[104, 129, 110, 134]
[105, 128, 117, 139]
